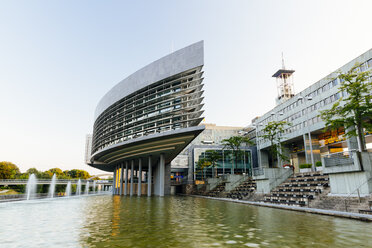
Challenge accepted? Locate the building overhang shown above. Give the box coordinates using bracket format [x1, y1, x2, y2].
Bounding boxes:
[89, 125, 205, 172]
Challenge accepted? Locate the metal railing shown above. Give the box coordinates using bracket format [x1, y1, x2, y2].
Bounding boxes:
[268, 168, 293, 190]
[253, 167, 264, 176]
[344, 177, 372, 212]
[323, 151, 354, 167]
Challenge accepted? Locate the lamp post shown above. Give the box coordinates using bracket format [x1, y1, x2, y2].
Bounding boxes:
[298, 95, 315, 171]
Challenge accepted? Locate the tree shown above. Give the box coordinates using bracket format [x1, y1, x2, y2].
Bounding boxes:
[260, 121, 290, 167]
[205, 150, 222, 178]
[0, 161, 20, 179]
[26, 168, 42, 178]
[221, 136, 253, 174]
[47, 168, 64, 178]
[195, 158, 210, 180]
[320, 64, 372, 152]
[66, 169, 90, 179]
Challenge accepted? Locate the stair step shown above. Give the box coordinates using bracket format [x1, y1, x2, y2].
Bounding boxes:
[359, 209, 372, 215]
[263, 199, 306, 206]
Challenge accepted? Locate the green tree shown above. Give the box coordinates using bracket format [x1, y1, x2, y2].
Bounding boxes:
[66, 169, 90, 179]
[0, 162, 20, 179]
[320, 64, 372, 152]
[221, 136, 253, 174]
[260, 121, 290, 167]
[47, 168, 64, 178]
[205, 150, 222, 178]
[26, 168, 41, 176]
[195, 158, 210, 180]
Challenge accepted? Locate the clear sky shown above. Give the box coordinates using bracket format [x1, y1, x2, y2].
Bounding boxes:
[0, 0, 371, 174]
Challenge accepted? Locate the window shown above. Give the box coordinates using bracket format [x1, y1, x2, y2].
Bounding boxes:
[368, 59, 372, 68]
[335, 92, 341, 100]
[360, 62, 368, 72]
[317, 88, 322, 95]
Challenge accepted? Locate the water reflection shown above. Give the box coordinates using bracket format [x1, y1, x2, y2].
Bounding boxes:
[0, 196, 371, 248]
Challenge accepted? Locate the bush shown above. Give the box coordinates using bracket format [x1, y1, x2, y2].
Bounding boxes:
[299, 164, 312, 169]
[315, 161, 322, 167]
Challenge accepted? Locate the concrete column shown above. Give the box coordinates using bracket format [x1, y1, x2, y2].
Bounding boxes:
[120, 163, 124, 195]
[303, 134, 310, 164]
[159, 153, 165, 197]
[138, 158, 142, 196]
[148, 156, 152, 196]
[112, 166, 116, 195]
[130, 160, 134, 196]
[308, 132, 315, 170]
[124, 161, 128, 196]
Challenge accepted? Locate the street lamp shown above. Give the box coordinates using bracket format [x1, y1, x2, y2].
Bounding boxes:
[298, 95, 315, 171]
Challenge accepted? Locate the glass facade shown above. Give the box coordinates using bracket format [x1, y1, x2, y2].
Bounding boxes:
[92, 67, 204, 154]
[194, 149, 252, 180]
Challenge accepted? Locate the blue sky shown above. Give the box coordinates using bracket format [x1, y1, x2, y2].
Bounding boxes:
[1, 0, 371, 174]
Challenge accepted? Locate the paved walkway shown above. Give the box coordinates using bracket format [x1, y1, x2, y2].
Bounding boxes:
[189, 195, 372, 222]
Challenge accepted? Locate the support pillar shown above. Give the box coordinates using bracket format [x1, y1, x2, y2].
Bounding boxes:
[120, 163, 124, 195]
[148, 156, 152, 196]
[159, 153, 165, 197]
[138, 158, 142, 196]
[124, 161, 128, 196]
[130, 160, 134, 196]
[303, 134, 310, 164]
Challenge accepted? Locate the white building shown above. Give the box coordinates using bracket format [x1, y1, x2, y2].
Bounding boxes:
[253, 48, 372, 195]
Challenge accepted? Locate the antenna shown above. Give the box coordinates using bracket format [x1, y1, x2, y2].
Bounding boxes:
[282, 52, 285, 69]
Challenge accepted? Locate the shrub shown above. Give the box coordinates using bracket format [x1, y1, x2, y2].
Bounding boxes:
[299, 164, 312, 169]
[315, 161, 322, 167]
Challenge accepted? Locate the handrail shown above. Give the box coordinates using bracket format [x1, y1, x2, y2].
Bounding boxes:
[343, 177, 372, 212]
[268, 168, 293, 189]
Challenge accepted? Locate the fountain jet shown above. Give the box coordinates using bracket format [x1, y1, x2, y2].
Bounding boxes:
[65, 181, 71, 197]
[26, 174, 37, 200]
[48, 174, 57, 198]
[77, 179, 81, 195]
[85, 181, 90, 195]
[93, 181, 96, 194]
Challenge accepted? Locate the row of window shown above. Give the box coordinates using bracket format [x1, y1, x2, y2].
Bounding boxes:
[94, 81, 201, 138]
[281, 92, 341, 123]
[258, 58, 372, 127]
[92, 67, 204, 153]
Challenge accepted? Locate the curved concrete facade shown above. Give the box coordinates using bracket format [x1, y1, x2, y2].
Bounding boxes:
[94, 41, 204, 119]
[88, 41, 205, 196]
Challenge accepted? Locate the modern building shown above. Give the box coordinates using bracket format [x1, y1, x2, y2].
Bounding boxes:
[87, 41, 206, 196]
[171, 123, 258, 184]
[253, 48, 372, 195]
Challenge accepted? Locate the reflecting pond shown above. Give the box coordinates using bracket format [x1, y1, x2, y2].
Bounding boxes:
[0, 195, 371, 247]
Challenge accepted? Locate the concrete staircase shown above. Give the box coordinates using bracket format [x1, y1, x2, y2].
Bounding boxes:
[263, 172, 329, 207]
[226, 179, 256, 200]
[309, 190, 372, 213]
[205, 182, 226, 197]
[359, 200, 372, 215]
